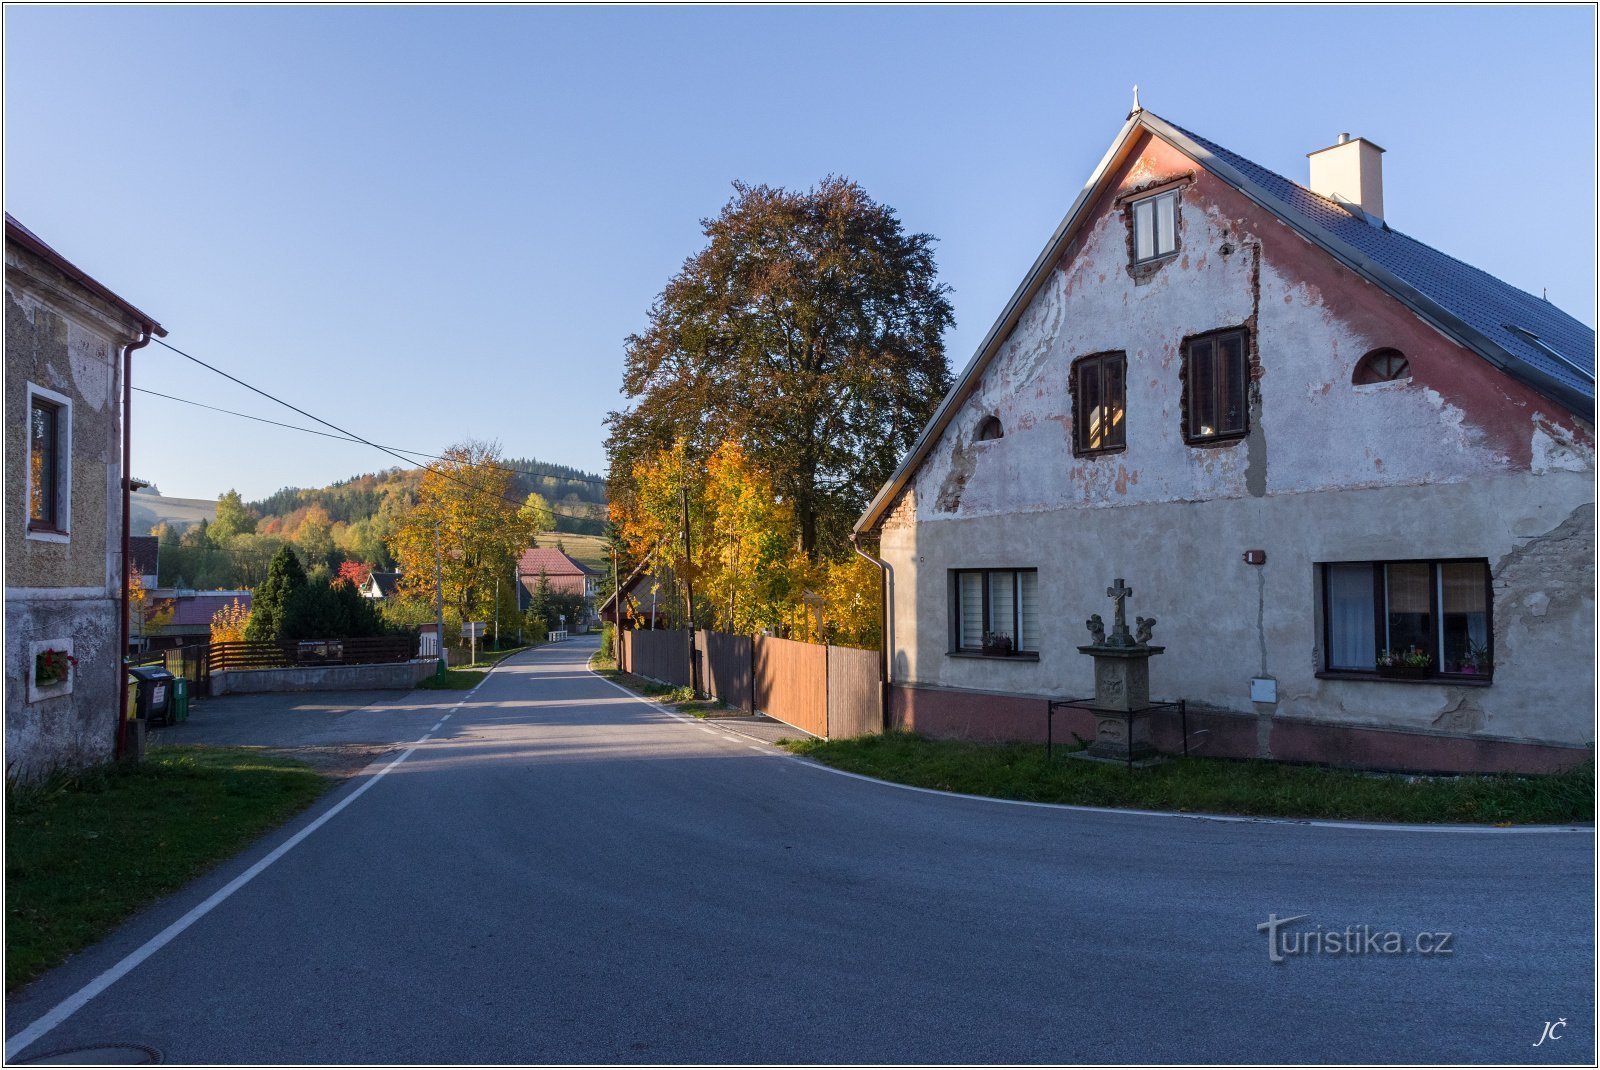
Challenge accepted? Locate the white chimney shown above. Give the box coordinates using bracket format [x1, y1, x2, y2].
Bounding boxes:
[1307, 132, 1386, 222]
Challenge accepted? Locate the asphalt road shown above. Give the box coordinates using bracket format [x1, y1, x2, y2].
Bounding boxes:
[8, 640, 1593, 1063]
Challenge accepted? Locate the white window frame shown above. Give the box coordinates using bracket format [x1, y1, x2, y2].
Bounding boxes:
[1131, 189, 1180, 263]
[25, 382, 73, 543]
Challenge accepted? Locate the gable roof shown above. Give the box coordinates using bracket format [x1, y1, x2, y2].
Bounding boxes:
[367, 571, 403, 598]
[856, 110, 1596, 535]
[516, 547, 596, 578]
[5, 213, 166, 337]
[166, 591, 251, 628]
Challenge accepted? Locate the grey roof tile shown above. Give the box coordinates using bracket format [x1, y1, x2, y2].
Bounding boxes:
[1167, 120, 1595, 412]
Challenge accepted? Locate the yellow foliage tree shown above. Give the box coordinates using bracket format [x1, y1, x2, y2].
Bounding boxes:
[127, 565, 175, 649]
[209, 598, 252, 643]
[388, 441, 539, 629]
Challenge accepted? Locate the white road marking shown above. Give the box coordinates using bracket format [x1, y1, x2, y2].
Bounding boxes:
[432, 722, 444, 732]
[4, 742, 426, 1060]
[585, 663, 1585, 836]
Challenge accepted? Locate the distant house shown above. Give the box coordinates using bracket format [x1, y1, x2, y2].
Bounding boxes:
[597, 552, 679, 630]
[127, 534, 160, 580]
[516, 547, 600, 628]
[132, 589, 252, 651]
[5, 214, 165, 782]
[360, 570, 403, 600]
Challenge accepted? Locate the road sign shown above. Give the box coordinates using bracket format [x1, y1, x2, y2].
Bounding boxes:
[463, 622, 485, 639]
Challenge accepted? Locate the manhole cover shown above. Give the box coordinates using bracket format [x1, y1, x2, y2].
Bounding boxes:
[17, 1044, 160, 1065]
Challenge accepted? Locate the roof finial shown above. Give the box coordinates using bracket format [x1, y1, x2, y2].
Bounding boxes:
[1132, 84, 1142, 113]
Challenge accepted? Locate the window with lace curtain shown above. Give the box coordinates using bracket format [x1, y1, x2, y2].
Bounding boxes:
[1320, 560, 1492, 680]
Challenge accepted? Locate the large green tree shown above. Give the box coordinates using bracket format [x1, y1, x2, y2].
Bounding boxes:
[605, 176, 954, 558]
[245, 545, 307, 642]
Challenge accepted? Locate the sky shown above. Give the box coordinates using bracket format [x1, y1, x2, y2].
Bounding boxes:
[5, 5, 1595, 503]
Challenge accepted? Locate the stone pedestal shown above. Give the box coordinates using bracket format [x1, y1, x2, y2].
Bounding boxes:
[1076, 643, 1164, 762]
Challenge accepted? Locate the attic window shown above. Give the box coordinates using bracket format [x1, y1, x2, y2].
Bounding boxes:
[975, 415, 1004, 441]
[1131, 189, 1179, 263]
[1354, 348, 1410, 385]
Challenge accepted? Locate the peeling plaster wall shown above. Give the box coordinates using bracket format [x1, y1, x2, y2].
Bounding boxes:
[5, 241, 142, 783]
[884, 132, 1595, 753]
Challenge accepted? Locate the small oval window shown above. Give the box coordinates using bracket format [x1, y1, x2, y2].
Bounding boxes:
[1354, 348, 1410, 385]
[975, 415, 1003, 441]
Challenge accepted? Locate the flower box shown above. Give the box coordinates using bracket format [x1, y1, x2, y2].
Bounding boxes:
[1375, 663, 1433, 680]
[981, 634, 1015, 657]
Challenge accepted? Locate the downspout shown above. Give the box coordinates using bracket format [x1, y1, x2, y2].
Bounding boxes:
[850, 532, 893, 733]
[116, 327, 153, 758]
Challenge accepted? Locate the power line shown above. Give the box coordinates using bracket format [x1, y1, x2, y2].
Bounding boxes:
[132, 386, 610, 487]
[148, 338, 610, 526]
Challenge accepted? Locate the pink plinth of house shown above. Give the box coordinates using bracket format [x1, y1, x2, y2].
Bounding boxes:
[889, 684, 1588, 776]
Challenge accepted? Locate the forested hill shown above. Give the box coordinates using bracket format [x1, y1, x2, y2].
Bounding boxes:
[246, 457, 608, 536]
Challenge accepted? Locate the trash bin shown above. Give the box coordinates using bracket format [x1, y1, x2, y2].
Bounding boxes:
[171, 676, 190, 723]
[127, 665, 176, 726]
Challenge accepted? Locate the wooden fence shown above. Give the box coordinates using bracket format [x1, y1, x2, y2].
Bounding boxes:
[208, 635, 416, 673]
[131, 643, 212, 693]
[618, 627, 881, 739]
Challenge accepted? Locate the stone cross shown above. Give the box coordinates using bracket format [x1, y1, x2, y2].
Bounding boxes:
[1107, 578, 1133, 643]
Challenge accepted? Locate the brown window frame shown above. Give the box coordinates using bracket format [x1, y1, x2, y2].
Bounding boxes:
[1071, 351, 1127, 456]
[1317, 558, 1494, 685]
[1353, 348, 1411, 385]
[1182, 327, 1250, 444]
[949, 568, 1041, 658]
[28, 395, 64, 533]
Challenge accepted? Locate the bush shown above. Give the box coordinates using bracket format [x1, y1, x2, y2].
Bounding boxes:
[599, 622, 615, 661]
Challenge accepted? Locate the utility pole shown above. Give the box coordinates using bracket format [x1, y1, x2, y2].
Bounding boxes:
[433, 514, 446, 675]
[494, 574, 500, 650]
[681, 484, 698, 695]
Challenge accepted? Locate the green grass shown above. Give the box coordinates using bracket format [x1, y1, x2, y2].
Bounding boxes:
[417, 644, 532, 689]
[6, 746, 332, 991]
[589, 660, 725, 716]
[781, 732, 1595, 825]
[531, 531, 611, 573]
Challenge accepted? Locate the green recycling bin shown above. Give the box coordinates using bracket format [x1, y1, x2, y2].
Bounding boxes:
[171, 676, 190, 722]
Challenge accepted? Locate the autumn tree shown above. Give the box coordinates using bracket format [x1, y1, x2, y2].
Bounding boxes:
[520, 492, 554, 535]
[613, 439, 803, 635]
[337, 560, 373, 589]
[389, 441, 539, 628]
[606, 176, 954, 559]
[127, 565, 176, 650]
[210, 598, 252, 643]
[211, 489, 257, 542]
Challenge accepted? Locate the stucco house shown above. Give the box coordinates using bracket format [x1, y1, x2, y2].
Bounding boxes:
[6, 214, 165, 782]
[854, 110, 1594, 774]
[359, 570, 403, 600]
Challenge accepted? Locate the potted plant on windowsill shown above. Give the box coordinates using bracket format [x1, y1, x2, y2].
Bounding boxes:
[981, 631, 1015, 657]
[34, 647, 77, 689]
[1376, 647, 1433, 680]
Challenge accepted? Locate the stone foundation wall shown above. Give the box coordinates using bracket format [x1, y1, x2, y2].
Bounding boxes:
[212, 659, 436, 696]
[890, 683, 1589, 775]
[5, 592, 121, 784]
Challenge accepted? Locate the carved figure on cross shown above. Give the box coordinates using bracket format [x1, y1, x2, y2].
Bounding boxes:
[1106, 577, 1133, 644]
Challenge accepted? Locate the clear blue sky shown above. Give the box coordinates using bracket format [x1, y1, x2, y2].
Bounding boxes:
[5, 5, 1594, 502]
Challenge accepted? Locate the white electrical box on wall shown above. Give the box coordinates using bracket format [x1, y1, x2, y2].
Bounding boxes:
[1250, 677, 1277, 704]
